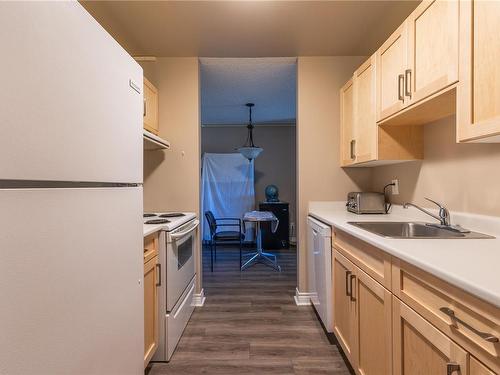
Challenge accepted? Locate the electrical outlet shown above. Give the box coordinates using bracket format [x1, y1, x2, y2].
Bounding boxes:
[391, 179, 399, 195]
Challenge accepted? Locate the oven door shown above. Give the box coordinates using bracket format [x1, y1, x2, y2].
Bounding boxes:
[166, 219, 199, 311]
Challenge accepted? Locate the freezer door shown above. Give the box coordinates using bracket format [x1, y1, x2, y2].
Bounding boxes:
[0, 2, 143, 183]
[0, 188, 143, 375]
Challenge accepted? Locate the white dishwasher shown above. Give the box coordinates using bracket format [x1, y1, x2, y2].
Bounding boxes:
[307, 216, 333, 332]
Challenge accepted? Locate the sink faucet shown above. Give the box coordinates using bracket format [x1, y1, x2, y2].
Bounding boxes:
[403, 198, 450, 226]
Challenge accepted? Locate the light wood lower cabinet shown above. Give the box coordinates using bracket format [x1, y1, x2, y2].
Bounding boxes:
[471, 356, 497, 375]
[392, 258, 500, 373]
[331, 230, 499, 375]
[144, 234, 159, 368]
[333, 250, 356, 363]
[393, 298, 468, 375]
[333, 249, 392, 375]
[354, 267, 392, 375]
[334, 229, 392, 290]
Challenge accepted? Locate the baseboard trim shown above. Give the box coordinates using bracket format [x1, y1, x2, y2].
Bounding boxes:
[192, 288, 206, 307]
[294, 287, 313, 306]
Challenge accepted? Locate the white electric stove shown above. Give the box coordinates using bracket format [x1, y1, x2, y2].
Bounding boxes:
[144, 212, 199, 361]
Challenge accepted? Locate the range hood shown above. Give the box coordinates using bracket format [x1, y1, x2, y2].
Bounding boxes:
[143, 129, 170, 151]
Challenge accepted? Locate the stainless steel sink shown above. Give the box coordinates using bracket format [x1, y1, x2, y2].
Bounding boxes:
[347, 222, 494, 239]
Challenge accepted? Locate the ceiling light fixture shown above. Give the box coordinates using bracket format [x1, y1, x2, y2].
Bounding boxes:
[238, 103, 263, 161]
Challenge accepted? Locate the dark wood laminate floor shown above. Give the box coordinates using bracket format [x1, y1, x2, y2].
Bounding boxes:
[147, 245, 350, 375]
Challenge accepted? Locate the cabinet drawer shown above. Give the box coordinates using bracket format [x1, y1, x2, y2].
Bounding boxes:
[392, 259, 500, 373]
[470, 356, 497, 375]
[333, 229, 391, 289]
[144, 233, 158, 263]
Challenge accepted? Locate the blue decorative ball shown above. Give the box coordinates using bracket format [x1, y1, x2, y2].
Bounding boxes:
[265, 185, 279, 202]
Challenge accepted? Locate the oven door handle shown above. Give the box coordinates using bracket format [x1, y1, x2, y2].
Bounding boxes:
[170, 220, 199, 240]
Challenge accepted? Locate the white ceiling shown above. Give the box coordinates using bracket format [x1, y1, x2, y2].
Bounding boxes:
[200, 58, 296, 126]
[81, 1, 419, 57]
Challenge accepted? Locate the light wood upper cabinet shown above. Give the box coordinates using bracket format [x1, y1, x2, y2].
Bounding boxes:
[341, 0, 500, 146]
[340, 79, 355, 166]
[393, 298, 468, 375]
[144, 234, 159, 368]
[353, 56, 377, 164]
[376, 22, 408, 122]
[143, 77, 159, 135]
[457, 0, 500, 142]
[340, 56, 423, 167]
[406, 0, 459, 104]
[376, 0, 459, 126]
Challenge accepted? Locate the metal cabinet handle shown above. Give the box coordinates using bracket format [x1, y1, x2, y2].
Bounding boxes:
[405, 69, 412, 98]
[446, 362, 460, 375]
[440, 307, 499, 343]
[155, 263, 161, 287]
[349, 274, 356, 301]
[143, 99, 147, 117]
[345, 270, 352, 297]
[398, 74, 405, 102]
[350, 139, 356, 160]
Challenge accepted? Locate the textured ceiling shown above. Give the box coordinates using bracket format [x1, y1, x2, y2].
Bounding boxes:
[200, 58, 296, 126]
[81, 1, 419, 57]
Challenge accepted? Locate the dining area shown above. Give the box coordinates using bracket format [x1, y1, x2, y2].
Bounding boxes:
[200, 150, 293, 275]
[204, 209, 282, 272]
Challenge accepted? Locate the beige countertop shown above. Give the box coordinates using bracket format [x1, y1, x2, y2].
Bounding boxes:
[309, 201, 500, 308]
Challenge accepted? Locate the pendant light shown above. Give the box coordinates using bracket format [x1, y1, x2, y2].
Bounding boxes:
[237, 103, 263, 161]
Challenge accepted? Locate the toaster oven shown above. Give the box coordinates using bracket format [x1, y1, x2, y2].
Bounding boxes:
[346, 192, 386, 214]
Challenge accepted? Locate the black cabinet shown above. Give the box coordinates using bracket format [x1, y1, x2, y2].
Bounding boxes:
[259, 202, 289, 249]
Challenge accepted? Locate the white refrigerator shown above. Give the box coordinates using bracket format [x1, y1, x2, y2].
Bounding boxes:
[0, 3, 144, 374]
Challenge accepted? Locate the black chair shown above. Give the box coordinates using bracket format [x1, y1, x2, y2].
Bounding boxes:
[205, 211, 245, 272]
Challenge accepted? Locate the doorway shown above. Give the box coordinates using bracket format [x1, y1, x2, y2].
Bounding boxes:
[199, 57, 297, 281]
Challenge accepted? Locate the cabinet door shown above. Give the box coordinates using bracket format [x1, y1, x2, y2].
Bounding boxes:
[340, 79, 356, 166]
[470, 356, 497, 375]
[354, 269, 392, 375]
[144, 256, 159, 368]
[393, 298, 468, 375]
[457, 0, 500, 142]
[376, 22, 408, 121]
[406, 0, 459, 105]
[353, 55, 377, 164]
[333, 249, 356, 363]
[143, 77, 159, 135]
